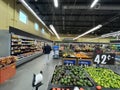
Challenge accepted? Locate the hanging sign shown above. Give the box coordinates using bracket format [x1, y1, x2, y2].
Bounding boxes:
[93, 53, 115, 65]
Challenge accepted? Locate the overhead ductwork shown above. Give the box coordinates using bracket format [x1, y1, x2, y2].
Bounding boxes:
[63, 5, 120, 10]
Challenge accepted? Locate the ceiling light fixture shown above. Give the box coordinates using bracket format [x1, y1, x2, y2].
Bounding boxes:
[88, 31, 120, 41]
[49, 25, 60, 39]
[53, 0, 58, 8]
[73, 24, 102, 40]
[101, 31, 120, 38]
[90, 0, 99, 8]
[48, 28, 54, 35]
[35, 0, 38, 2]
[19, 0, 53, 35]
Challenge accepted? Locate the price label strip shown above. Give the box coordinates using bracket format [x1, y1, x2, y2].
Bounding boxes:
[93, 53, 115, 65]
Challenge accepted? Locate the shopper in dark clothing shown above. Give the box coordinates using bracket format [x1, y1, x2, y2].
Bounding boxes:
[44, 44, 52, 62]
[44, 44, 52, 54]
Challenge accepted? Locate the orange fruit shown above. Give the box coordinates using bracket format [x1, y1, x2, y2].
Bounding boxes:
[80, 88, 84, 90]
[96, 86, 102, 90]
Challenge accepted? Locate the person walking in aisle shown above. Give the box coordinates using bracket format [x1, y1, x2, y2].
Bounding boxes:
[43, 44, 52, 63]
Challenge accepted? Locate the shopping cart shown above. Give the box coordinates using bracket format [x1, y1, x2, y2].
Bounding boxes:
[32, 71, 43, 90]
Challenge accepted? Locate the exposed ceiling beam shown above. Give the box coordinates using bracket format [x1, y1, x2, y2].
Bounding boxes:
[57, 27, 120, 29]
[54, 24, 92, 27]
[29, 1, 90, 5]
[44, 19, 116, 22]
[29, 1, 120, 5]
[54, 25, 120, 29]
[44, 17, 110, 21]
[45, 21, 102, 23]
[39, 13, 116, 17]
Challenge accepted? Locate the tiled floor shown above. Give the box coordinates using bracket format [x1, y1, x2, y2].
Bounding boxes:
[0, 52, 61, 90]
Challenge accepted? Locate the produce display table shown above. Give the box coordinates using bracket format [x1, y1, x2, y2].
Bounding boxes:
[48, 65, 120, 90]
[48, 87, 120, 90]
[48, 85, 95, 90]
[62, 57, 93, 66]
[62, 51, 93, 66]
[48, 65, 95, 90]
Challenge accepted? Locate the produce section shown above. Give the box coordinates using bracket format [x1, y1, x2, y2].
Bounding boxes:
[85, 67, 120, 88]
[75, 52, 90, 59]
[62, 51, 90, 59]
[53, 43, 120, 89]
[62, 46, 91, 59]
[48, 65, 120, 90]
[62, 48, 92, 66]
[62, 49, 75, 58]
[51, 66, 93, 86]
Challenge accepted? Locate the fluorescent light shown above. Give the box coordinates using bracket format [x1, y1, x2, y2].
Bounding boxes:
[54, 0, 58, 7]
[73, 24, 102, 40]
[101, 31, 120, 38]
[49, 25, 60, 39]
[88, 31, 120, 41]
[19, 0, 53, 35]
[90, 0, 99, 8]
[48, 28, 54, 35]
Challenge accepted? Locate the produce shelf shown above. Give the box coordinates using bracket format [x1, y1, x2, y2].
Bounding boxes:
[47, 65, 95, 90]
[85, 67, 120, 89]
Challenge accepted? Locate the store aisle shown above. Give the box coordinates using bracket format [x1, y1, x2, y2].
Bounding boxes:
[0, 52, 62, 90]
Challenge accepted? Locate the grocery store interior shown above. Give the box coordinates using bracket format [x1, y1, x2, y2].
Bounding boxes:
[1, 0, 120, 90]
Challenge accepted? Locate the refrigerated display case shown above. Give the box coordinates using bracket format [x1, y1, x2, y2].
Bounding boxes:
[0, 30, 51, 66]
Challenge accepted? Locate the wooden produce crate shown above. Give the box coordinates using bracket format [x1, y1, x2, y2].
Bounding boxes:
[0, 67, 6, 84]
[62, 57, 77, 65]
[8, 63, 16, 79]
[78, 59, 93, 66]
[0, 63, 16, 84]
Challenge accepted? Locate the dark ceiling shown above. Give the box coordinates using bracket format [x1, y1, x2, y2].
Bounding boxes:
[25, 0, 120, 36]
